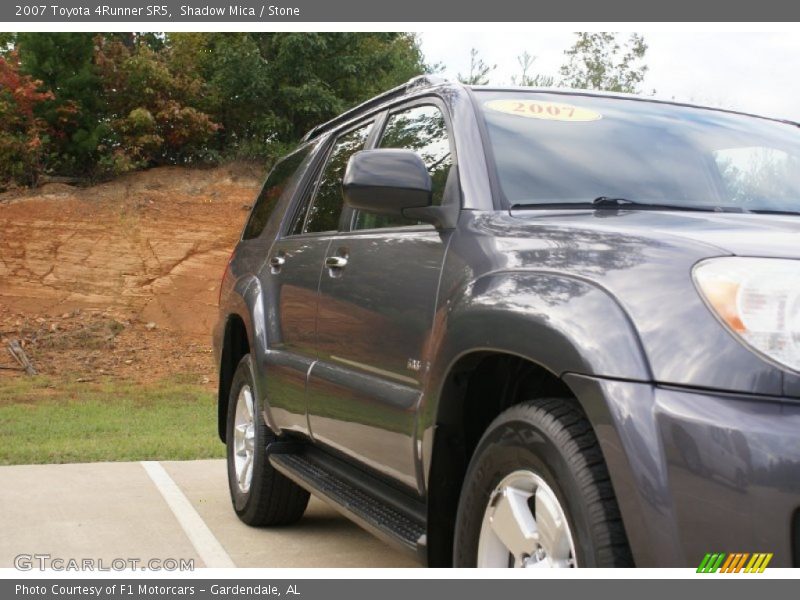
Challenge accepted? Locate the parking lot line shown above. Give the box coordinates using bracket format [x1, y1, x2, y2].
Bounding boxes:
[141, 460, 236, 568]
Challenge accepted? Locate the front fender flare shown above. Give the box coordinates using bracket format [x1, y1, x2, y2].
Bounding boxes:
[420, 270, 652, 485]
[430, 270, 650, 383]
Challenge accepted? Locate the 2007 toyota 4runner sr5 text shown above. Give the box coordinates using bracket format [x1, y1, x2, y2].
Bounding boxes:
[212, 77, 800, 568]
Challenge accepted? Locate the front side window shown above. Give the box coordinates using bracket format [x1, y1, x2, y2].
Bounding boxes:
[243, 145, 312, 240]
[302, 122, 373, 234]
[477, 91, 800, 214]
[354, 104, 453, 230]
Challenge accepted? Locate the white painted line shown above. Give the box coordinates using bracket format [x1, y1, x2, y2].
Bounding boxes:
[141, 460, 236, 568]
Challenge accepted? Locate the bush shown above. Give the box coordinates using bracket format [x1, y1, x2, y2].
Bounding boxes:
[94, 37, 220, 176]
[0, 52, 53, 188]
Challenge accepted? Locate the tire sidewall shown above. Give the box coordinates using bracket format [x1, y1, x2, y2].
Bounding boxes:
[454, 414, 598, 567]
[226, 355, 270, 518]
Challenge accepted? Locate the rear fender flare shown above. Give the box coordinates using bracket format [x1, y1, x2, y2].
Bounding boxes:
[221, 275, 280, 435]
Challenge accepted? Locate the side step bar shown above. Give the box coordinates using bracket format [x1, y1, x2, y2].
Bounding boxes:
[268, 444, 427, 564]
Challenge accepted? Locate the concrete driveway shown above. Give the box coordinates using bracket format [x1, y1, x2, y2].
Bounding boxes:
[0, 459, 417, 568]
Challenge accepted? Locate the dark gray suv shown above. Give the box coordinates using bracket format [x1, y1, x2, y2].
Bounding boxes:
[212, 76, 800, 568]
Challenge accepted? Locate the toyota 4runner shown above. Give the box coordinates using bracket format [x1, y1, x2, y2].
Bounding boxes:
[213, 77, 800, 568]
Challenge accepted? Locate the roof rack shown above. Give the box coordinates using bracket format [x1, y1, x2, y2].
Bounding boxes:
[301, 75, 448, 142]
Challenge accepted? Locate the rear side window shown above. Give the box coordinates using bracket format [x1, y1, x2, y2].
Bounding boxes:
[302, 122, 373, 234]
[242, 145, 312, 240]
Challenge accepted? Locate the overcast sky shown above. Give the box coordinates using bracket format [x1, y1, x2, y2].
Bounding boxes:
[418, 32, 800, 122]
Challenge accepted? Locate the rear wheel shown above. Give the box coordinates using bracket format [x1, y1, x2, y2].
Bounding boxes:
[226, 355, 309, 526]
[453, 398, 633, 568]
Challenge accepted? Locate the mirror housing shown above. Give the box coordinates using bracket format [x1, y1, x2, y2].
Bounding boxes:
[343, 149, 459, 229]
[343, 149, 433, 218]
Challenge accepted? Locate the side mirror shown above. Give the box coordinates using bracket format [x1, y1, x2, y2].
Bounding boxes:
[343, 149, 432, 217]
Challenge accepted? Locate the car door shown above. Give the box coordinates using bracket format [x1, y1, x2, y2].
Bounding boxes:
[307, 101, 456, 492]
[261, 121, 375, 435]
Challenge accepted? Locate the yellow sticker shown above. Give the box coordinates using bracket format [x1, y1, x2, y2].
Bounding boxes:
[485, 99, 602, 122]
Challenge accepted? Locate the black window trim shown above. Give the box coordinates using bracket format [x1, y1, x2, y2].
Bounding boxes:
[464, 86, 507, 212]
[280, 118, 377, 239]
[277, 133, 331, 239]
[242, 140, 319, 242]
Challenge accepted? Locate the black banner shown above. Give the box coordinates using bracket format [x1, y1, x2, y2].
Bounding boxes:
[5, 579, 800, 600]
[3, 0, 800, 22]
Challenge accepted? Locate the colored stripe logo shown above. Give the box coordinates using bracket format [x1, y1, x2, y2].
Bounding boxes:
[697, 552, 773, 573]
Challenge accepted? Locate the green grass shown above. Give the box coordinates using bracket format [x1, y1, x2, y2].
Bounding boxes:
[0, 375, 225, 465]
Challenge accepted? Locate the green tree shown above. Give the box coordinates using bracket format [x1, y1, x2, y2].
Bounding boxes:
[458, 47, 495, 85]
[168, 32, 273, 158]
[559, 32, 649, 93]
[16, 32, 107, 175]
[168, 32, 428, 159]
[256, 33, 427, 141]
[511, 51, 555, 87]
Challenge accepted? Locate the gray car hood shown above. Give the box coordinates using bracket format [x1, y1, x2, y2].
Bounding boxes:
[510, 210, 800, 259]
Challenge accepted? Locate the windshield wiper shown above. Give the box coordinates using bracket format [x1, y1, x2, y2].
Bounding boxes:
[748, 208, 800, 216]
[592, 196, 748, 212]
[510, 196, 748, 213]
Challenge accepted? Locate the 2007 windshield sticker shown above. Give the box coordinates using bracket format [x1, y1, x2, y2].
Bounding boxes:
[485, 99, 602, 122]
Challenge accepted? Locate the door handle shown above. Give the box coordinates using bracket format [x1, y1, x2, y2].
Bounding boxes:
[269, 255, 285, 273]
[325, 256, 348, 269]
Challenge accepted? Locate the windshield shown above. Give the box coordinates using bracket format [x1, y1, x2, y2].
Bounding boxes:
[476, 91, 800, 214]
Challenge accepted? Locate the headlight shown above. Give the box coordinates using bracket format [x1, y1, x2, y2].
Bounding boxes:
[693, 257, 800, 372]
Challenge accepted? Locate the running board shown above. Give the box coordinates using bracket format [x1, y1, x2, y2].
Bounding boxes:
[268, 445, 427, 563]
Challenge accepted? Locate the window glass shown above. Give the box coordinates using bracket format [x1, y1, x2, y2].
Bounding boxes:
[713, 146, 800, 207]
[476, 90, 800, 213]
[303, 122, 373, 233]
[354, 104, 452, 230]
[242, 145, 311, 240]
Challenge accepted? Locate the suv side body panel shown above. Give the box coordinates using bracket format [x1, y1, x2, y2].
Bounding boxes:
[306, 97, 459, 492]
[260, 234, 332, 435]
[309, 227, 451, 491]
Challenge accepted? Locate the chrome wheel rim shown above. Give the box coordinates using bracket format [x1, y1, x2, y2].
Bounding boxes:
[232, 384, 256, 494]
[477, 470, 577, 568]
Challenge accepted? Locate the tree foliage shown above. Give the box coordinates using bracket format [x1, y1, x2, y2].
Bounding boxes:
[0, 51, 53, 186]
[0, 32, 429, 189]
[457, 48, 496, 85]
[168, 33, 428, 158]
[94, 35, 220, 175]
[16, 33, 107, 176]
[559, 32, 649, 93]
[511, 51, 555, 87]
[457, 33, 649, 92]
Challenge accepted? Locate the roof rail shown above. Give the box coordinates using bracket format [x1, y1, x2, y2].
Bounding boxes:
[301, 75, 449, 142]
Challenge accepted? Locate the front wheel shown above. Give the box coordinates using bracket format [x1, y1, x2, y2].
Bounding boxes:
[453, 399, 633, 568]
[226, 355, 309, 526]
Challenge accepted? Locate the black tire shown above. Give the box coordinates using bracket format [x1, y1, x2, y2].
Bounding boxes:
[453, 398, 633, 567]
[226, 355, 309, 526]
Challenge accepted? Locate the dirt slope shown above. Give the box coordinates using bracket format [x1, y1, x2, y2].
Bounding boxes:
[0, 164, 263, 383]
